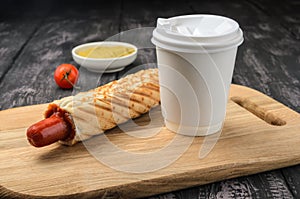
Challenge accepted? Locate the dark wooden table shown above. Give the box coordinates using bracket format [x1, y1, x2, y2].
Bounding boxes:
[1, 0, 299, 198]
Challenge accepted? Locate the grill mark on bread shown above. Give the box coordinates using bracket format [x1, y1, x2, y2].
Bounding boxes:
[94, 99, 130, 123]
[109, 94, 145, 115]
[94, 94, 142, 119]
[132, 88, 160, 102]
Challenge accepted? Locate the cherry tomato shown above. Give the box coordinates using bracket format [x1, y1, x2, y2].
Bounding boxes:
[54, 64, 79, 89]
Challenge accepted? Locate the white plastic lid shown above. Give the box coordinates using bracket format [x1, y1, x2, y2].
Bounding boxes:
[151, 14, 244, 53]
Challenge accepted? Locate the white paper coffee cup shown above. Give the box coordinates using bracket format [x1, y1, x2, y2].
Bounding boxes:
[151, 14, 243, 136]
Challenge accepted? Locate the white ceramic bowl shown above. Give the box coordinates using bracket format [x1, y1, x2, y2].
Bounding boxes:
[72, 41, 138, 73]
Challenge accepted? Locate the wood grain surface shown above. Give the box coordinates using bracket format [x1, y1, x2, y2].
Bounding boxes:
[0, 85, 300, 198]
[0, 0, 299, 198]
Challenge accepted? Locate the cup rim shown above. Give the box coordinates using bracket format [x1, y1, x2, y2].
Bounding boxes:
[152, 14, 244, 53]
[157, 14, 240, 39]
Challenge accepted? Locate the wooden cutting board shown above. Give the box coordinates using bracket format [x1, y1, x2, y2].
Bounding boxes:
[0, 84, 299, 199]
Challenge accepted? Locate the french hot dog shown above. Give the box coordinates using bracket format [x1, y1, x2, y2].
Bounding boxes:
[26, 68, 160, 147]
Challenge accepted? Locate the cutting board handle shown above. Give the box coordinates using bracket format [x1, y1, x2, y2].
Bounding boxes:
[231, 96, 286, 126]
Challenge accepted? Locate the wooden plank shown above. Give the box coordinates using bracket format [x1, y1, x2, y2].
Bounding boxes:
[187, 0, 265, 26]
[0, 85, 300, 198]
[281, 165, 300, 199]
[248, 0, 300, 40]
[0, 0, 52, 81]
[0, 20, 36, 80]
[0, 0, 121, 111]
[206, 172, 293, 199]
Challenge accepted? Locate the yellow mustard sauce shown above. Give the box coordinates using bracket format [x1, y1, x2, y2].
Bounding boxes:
[76, 46, 135, 58]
